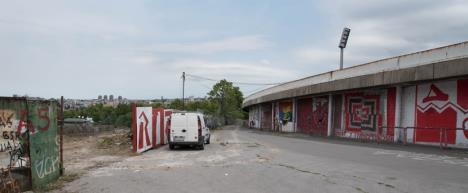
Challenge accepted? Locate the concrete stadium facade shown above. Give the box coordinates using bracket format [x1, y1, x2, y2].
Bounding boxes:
[243, 41, 468, 148]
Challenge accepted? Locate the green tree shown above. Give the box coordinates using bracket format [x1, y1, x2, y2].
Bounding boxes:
[168, 99, 184, 110]
[208, 79, 244, 125]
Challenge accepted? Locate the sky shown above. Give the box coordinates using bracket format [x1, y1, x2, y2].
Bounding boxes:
[1, 0, 468, 99]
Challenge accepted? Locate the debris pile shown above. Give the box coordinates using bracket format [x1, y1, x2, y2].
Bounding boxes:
[97, 129, 132, 150]
[0, 168, 21, 193]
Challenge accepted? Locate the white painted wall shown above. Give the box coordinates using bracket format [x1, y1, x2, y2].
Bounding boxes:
[248, 105, 260, 129]
[136, 107, 153, 153]
[401, 86, 416, 143]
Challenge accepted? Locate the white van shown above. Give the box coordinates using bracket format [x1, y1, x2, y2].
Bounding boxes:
[168, 112, 211, 150]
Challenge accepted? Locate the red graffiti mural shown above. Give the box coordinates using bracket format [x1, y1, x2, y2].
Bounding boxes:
[458, 79, 468, 139]
[297, 98, 313, 133]
[416, 107, 456, 144]
[297, 97, 328, 135]
[423, 84, 449, 103]
[16, 108, 51, 134]
[386, 88, 396, 137]
[416, 79, 468, 144]
[311, 97, 328, 135]
[345, 93, 381, 132]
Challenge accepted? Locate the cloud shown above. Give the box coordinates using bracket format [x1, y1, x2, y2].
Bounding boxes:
[293, 0, 468, 69]
[321, 0, 468, 47]
[294, 48, 337, 64]
[0, 1, 142, 39]
[144, 35, 272, 54]
[129, 56, 160, 65]
[169, 59, 297, 83]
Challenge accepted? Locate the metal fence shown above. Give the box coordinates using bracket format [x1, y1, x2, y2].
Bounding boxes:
[335, 126, 466, 149]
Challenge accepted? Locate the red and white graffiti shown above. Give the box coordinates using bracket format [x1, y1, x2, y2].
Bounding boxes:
[346, 93, 380, 132]
[416, 79, 468, 145]
[136, 107, 153, 153]
[311, 97, 328, 134]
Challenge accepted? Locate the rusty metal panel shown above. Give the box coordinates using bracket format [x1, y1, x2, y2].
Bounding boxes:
[0, 98, 28, 169]
[28, 100, 60, 189]
[0, 97, 60, 190]
[260, 103, 272, 130]
[0, 97, 30, 191]
[297, 97, 328, 136]
[297, 98, 313, 133]
[332, 95, 343, 133]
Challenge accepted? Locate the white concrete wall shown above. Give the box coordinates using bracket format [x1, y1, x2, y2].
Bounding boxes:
[248, 105, 261, 129]
[400, 86, 416, 143]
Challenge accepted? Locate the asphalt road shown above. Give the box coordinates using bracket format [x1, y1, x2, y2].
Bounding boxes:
[63, 125, 468, 193]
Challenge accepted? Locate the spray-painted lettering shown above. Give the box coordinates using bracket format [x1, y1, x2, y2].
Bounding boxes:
[34, 155, 59, 179]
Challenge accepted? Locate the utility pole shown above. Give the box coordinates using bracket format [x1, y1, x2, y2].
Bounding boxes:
[182, 72, 185, 109]
[59, 96, 64, 175]
[161, 96, 165, 107]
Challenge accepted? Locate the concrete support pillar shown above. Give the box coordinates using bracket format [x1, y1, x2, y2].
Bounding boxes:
[271, 102, 275, 131]
[394, 86, 402, 141]
[293, 98, 297, 133]
[341, 94, 345, 131]
[276, 101, 279, 132]
[327, 94, 333, 137]
[257, 104, 261, 129]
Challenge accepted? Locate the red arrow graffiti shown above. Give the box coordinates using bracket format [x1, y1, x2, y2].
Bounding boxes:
[138, 112, 151, 149]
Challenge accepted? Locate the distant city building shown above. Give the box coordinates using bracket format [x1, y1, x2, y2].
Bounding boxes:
[110, 95, 114, 101]
[118, 96, 122, 101]
[98, 95, 102, 100]
[103, 95, 108, 101]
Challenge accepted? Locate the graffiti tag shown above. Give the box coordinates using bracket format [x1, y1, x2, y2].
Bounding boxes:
[17, 108, 51, 134]
[34, 155, 59, 179]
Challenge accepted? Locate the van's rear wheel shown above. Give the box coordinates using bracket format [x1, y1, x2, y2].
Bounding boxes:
[199, 142, 205, 150]
[169, 144, 175, 150]
[206, 136, 210, 144]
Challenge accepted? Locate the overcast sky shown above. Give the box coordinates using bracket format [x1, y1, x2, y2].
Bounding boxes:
[1, 0, 468, 99]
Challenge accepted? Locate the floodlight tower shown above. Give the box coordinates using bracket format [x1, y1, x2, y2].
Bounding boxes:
[338, 27, 351, 70]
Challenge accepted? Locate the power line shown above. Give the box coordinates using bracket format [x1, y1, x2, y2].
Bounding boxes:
[186, 77, 213, 90]
[186, 73, 283, 86]
[244, 86, 271, 96]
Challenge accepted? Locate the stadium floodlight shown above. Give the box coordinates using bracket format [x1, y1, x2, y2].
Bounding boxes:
[338, 27, 351, 70]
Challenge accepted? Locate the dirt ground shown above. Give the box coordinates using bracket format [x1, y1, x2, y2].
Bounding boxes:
[34, 129, 135, 192]
[62, 129, 135, 174]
